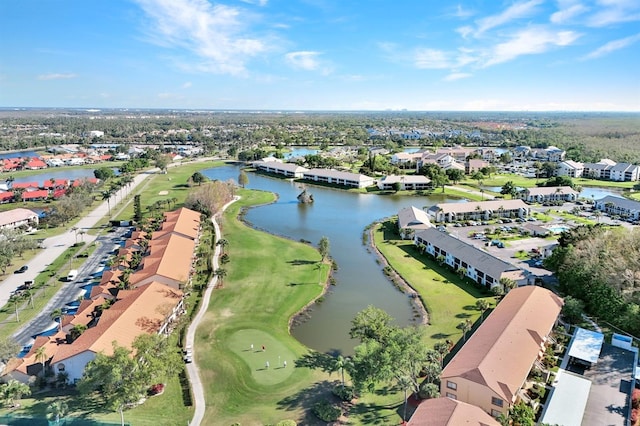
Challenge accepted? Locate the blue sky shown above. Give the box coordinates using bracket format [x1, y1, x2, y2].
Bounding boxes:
[1, 0, 639, 111]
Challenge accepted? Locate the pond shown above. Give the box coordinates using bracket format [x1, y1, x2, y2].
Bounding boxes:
[0, 150, 40, 160]
[203, 165, 458, 355]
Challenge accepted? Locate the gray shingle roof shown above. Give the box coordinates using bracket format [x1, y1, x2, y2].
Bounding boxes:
[415, 228, 521, 279]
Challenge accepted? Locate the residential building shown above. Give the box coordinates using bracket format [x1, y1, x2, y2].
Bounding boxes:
[378, 175, 431, 191]
[21, 190, 49, 201]
[556, 160, 584, 178]
[436, 147, 475, 161]
[0, 208, 39, 229]
[583, 162, 612, 179]
[427, 200, 530, 223]
[418, 153, 455, 170]
[594, 195, 640, 220]
[390, 152, 423, 167]
[397, 206, 432, 239]
[48, 281, 184, 382]
[519, 186, 579, 203]
[440, 286, 563, 418]
[408, 397, 499, 426]
[253, 160, 308, 178]
[414, 228, 526, 288]
[609, 163, 640, 181]
[465, 159, 489, 175]
[302, 168, 375, 189]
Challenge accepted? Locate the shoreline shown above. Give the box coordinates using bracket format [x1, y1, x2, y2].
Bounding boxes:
[235, 191, 334, 336]
[367, 222, 430, 326]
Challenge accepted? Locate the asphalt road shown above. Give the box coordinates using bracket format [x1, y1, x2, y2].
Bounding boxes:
[0, 172, 151, 343]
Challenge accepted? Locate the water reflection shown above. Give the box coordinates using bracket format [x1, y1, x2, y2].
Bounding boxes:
[203, 165, 456, 354]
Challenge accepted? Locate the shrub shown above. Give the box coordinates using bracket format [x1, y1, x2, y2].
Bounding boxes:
[148, 383, 165, 396]
[418, 382, 440, 400]
[275, 421, 297, 426]
[312, 401, 341, 422]
[332, 385, 356, 401]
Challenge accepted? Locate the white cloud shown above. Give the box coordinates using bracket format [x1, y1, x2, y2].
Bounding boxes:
[483, 27, 581, 66]
[475, 0, 544, 36]
[550, 1, 589, 23]
[37, 73, 77, 80]
[285, 51, 325, 72]
[240, 0, 268, 6]
[134, 0, 269, 76]
[582, 33, 640, 59]
[452, 4, 474, 19]
[181, 82, 192, 89]
[444, 72, 472, 81]
[587, 0, 640, 26]
[456, 26, 473, 39]
[414, 49, 451, 69]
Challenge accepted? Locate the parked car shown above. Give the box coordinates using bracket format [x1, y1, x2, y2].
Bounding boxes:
[184, 345, 193, 363]
[14, 265, 28, 274]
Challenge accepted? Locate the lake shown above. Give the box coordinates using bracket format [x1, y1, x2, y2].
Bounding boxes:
[203, 165, 458, 355]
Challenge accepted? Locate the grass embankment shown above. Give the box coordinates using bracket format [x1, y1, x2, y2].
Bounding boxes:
[196, 189, 331, 425]
[373, 221, 494, 346]
[0, 242, 96, 341]
[113, 161, 224, 223]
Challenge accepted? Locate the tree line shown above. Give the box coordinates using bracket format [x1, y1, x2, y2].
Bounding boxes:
[546, 225, 640, 336]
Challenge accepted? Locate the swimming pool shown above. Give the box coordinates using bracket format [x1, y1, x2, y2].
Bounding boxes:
[546, 225, 570, 234]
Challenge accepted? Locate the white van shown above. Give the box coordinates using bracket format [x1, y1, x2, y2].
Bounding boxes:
[67, 270, 79, 281]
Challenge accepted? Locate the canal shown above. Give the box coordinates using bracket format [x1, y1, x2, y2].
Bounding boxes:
[202, 164, 458, 355]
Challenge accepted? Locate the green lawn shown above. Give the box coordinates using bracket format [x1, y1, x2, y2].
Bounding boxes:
[196, 188, 332, 425]
[373, 221, 494, 346]
[114, 161, 224, 221]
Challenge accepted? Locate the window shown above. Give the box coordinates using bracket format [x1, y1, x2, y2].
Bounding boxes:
[446, 381, 457, 390]
[57, 363, 65, 372]
[492, 397, 503, 407]
[446, 392, 457, 400]
[491, 409, 502, 418]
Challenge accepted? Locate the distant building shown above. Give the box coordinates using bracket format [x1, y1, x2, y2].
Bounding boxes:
[302, 168, 375, 189]
[397, 206, 432, 239]
[0, 208, 39, 229]
[594, 196, 640, 220]
[427, 200, 530, 223]
[378, 175, 431, 191]
[556, 160, 584, 178]
[519, 186, 579, 203]
[253, 160, 307, 178]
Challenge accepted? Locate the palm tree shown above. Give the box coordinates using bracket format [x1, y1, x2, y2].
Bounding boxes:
[51, 308, 63, 332]
[332, 355, 350, 388]
[46, 400, 68, 424]
[216, 239, 229, 254]
[499, 277, 517, 294]
[475, 299, 490, 322]
[71, 226, 79, 244]
[398, 375, 412, 422]
[457, 319, 472, 342]
[433, 341, 450, 368]
[214, 268, 227, 288]
[102, 190, 113, 215]
[34, 345, 48, 378]
[1, 379, 31, 407]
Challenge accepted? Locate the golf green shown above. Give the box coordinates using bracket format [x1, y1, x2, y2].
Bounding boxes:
[228, 329, 296, 386]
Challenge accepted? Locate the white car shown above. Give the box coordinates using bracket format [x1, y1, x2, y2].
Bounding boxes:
[183, 345, 193, 363]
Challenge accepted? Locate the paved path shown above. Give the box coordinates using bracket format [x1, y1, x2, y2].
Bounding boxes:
[0, 172, 150, 313]
[185, 196, 239, 426]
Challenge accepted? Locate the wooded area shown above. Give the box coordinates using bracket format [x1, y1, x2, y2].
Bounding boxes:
[1, 110, 639, 163]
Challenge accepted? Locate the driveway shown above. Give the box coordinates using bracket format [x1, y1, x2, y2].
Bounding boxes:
[0, 172, 149, 313]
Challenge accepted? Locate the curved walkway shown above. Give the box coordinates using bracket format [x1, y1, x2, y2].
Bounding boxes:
[186, 196, 240, 426]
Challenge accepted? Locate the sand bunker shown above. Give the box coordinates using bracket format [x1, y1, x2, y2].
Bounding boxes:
[158, 190, 169, 195]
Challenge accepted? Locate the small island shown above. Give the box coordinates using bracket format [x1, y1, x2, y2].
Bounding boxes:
[297, 188, 314, 203]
